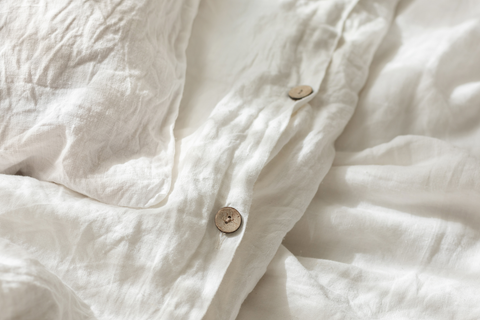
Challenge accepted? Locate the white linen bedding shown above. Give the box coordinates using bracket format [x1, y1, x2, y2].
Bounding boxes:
[238, 0, 480, 319]
[1, 0, 392, 319]
[0, 0, 200, 208]
[1, 0, 480, 319]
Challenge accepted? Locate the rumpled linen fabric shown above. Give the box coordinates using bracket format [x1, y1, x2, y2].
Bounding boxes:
[2, 0, 479, 319]
[0, 0, 200, 208]
[0, 0, 399, 320]
[238, 0, 480, 319]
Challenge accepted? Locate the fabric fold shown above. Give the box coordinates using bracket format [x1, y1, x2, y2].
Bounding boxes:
[236, 0, 400, 318]
[202, 0, 400, 319]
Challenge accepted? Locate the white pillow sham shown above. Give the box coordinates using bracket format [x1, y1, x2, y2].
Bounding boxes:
[0, 0, 199, 207]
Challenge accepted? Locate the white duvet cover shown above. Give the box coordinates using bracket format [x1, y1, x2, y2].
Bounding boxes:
[1, 0, 479, 319]
[239, 0, 480, 319]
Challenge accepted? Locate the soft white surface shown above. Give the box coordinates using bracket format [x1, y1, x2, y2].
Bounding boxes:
[239, 0, 480, 319]
[0, 0, 389, 319]
[0, 239, 94, 320]
[0, 0, 199, 208]
[2, 0, 478, 318]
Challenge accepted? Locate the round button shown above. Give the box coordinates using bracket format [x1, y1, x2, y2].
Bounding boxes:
[288, 85, 313, 100]
[215, 207, 242, 234]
